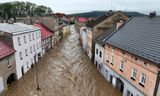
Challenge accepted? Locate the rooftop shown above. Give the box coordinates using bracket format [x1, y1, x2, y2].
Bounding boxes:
[86, 11, 127, 28]
[34, 23, 54, 40]
[106, 16, 160, 65]
[95, 24, 117, 46]
[0, 39, 15, 59]
[0, 23, 39, 35]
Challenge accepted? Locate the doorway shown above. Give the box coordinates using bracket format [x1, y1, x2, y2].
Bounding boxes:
[116, 78, 124, 92]
[21, 66, 24, 76]
[7, 73, 16, 86]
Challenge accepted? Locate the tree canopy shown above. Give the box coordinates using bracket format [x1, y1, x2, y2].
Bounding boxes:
[0, 1, 53, 20]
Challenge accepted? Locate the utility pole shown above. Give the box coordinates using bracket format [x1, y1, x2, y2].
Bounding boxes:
[35, 60, 40, 91]
[33, 54, 41, 96]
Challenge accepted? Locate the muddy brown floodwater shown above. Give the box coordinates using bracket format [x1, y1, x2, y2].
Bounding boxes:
[3, 25, 121, 96]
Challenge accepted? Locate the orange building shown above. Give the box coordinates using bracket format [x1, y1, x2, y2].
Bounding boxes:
[102, 15, 160, 96]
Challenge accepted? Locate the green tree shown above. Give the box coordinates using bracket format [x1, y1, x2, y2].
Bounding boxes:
[0, 1, 53, 20]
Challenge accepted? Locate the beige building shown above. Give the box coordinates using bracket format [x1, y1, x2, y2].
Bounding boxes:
[0, 39, 16, 94]
[86, 11, 128, 61]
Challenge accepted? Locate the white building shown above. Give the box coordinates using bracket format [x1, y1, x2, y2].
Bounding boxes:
[0, 23, 42, 79]
[94, 43, 104, 67]
[94, 25, 117, 73]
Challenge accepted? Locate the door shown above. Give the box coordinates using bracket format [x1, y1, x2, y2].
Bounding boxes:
[21, 67, 24, 76]
[110, 75, 113, 83]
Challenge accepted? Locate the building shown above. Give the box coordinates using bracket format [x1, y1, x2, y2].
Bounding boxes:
[62, 25, 70, 38]
[77, 17, 91, 45]
[0, 39, 16, 94]
[103, 15, 160, 96]
[79, 27, 87, 50]
[34, 23, 54, 56]
[86, 11, 128, 61]
[0, 23, 42, 79]
[39, 15, 61, 45]
[94, 24, 117, 72]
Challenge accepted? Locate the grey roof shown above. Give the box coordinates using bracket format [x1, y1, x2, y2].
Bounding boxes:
[106, 16, 160, 65]
[0, 23, 39, 35]
[95, 24, 117, 46]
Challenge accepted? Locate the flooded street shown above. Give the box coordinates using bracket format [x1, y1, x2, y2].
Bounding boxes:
[3, 25, 121, 96]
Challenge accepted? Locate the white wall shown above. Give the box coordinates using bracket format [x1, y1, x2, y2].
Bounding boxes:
[0, 77, 4, 94]
[94, 43, 104, 65]
[12, 30, 42, 79]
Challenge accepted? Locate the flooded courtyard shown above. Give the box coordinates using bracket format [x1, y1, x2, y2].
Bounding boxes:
[3, 25, 121, 96]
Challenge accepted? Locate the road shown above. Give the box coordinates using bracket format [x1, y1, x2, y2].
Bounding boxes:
[3, 25, 121, 96]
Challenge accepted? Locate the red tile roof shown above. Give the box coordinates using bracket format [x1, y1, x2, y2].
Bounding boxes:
[0, 39, 15, 59]
[78, 17, 89, 23]
[34, 23, 54, 40]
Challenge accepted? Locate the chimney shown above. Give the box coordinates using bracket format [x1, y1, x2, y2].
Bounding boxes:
[149, 11, 156, 18]
[106, 10, 113, 16]
[116, 20, 123, 30]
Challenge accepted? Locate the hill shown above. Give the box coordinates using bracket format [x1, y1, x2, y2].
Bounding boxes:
[70, 11, 147, 18]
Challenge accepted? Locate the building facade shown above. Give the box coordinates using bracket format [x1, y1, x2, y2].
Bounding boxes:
[102, 16, 160, 96]
[86, 11, 128, 61]
[0, 39, 16, 94]
[34, 23, 54, 56]
[0, 23, 42, 79]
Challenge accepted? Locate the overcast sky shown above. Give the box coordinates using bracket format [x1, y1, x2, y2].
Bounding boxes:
[0, 0, 160, 14]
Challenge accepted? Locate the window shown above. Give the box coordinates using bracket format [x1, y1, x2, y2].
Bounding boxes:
[30, 46, 32, 53]
[37, 43, 38, 49]
[39, 32, 41, 38]
[96, 49, 98, 55]
[36, 32, 38, 39]
[24, 36, 26, 43]
[32, 33, 34, 40]
[120, 60, 124, 72]
[39, 42, 41, 47]
[19, 52, 23, 60]
[25, 49, 28, 56]
[27, 62, 29, 69]
[18, 37, 21, 45]
[29, 34, 31, 41]
[110, 55, 114, 65]
[127, 90, 133, 96]
[131, 68, 137, 80]
[139, 73, 146, 87]
[8, 57, 12, 68]
[135, 57, 138, 61]
[106, 53, 109, 62]
[99, 51, 102, 58]
[33, 45, 35, 51]
[112, 47, 114, 52]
